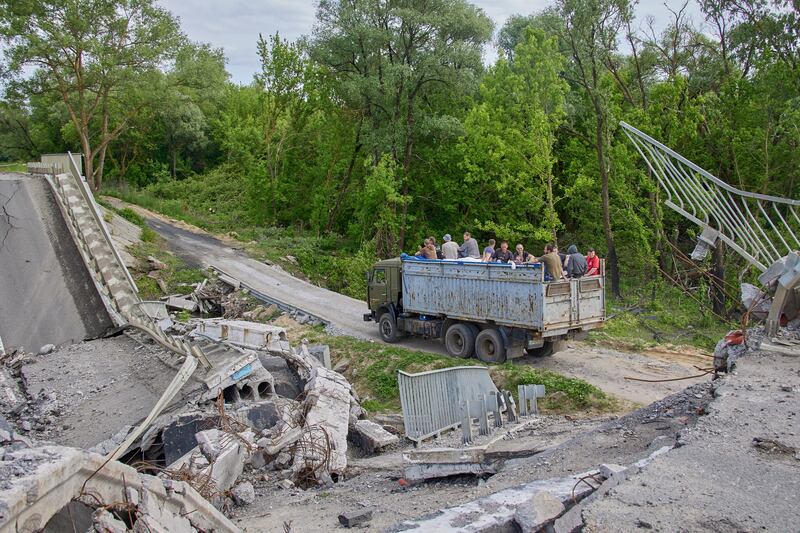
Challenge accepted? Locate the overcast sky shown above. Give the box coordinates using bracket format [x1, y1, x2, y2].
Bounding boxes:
[158, 0, 705, 85]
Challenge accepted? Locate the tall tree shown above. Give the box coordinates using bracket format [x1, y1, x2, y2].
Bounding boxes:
[0, 0, 184, 189]
[309, 0, 493, 253]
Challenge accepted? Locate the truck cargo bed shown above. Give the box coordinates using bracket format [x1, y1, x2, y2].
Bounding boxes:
[401, 259, 604, 335]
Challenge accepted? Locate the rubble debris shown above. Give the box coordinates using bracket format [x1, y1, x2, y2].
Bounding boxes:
[166, 295, 198, 312]
[741, 283, 772, 319]
[202, 430, 255, 492]
[38, 343, 55, 355]
[231, 481, 256, 506]
[258, 426, 302, 455]
[277, 479, 295, 490]
[403, 447, 495, 482]
[350, 419, 399, 453]
[338, 507, 374, 528]
[293, 367, 353, 478]
[308, 344, 332, 369]
[193, 318, 288, 351]
[0, 445, 239, 532]
[394, 469, 601, 531]
[514, 491, 565, 532]
[147, 255, 168, 270]
[243, 303, 278, 322]
[332, 358, 350, 373]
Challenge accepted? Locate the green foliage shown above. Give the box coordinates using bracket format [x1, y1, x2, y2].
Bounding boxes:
[495, 364, 615, 412]
[118, 208, 146, 227]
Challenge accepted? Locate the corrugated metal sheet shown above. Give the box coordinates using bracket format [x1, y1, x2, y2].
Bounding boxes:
[398, 366, 501, 442]
[402, 261, 545, 328]
[401, 260, 605, 332]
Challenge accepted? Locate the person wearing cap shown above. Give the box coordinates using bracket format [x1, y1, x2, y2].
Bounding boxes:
[442, 234, 459, 259]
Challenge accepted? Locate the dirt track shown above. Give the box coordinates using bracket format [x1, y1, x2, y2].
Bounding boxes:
[107, 197, 713, 407]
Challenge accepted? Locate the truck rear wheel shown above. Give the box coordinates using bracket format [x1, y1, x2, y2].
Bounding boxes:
[475, 329, 506, 364]
[378, 313, 401, 343]
[525, 340, 565, 357]
[445, 323, 476, 358]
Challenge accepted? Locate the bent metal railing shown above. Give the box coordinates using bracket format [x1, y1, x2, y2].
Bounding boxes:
[398, 366, 502, 442]
[620, 121, 800, 272]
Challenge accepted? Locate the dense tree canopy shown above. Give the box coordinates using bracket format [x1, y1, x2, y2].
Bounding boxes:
[2, 0, 799, 312]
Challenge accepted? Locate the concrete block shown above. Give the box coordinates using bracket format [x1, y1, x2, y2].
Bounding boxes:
[513, 491, 565, 531]
[338, 507, 374, 528]
[403, 447, 493, 481]
[92, 508, 127, 533]
[351, 420, 399, 453]
[258, 427, 302, 455]
[231, 482, 255, 506]
[308, 345, 331, 369]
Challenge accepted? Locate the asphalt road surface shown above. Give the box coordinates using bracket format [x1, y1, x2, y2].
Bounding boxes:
[0, 174, 112, 352]
[108, 199, 448, 355]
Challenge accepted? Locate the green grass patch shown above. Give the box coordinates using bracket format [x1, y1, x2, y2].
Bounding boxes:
[117, 207, 146, 227]
[590, 281, 733, 352]
[296, 324, 617, 415]
[0, 162, 27, 173]
[127, 237, 207, 300]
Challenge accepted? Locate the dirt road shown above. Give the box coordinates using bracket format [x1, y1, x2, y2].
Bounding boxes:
[108, 198, 711, 406]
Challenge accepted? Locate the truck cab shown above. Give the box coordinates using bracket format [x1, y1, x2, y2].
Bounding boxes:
[364, 257, 605, 363]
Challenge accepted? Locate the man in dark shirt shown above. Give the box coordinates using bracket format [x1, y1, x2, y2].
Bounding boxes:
[493, 241, 514, 263]
[564, 244, 587, 278]
[513, 243, 531, 264]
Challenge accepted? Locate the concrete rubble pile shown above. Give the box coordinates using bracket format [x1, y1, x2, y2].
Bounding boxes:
[0, 311, 400, 530]
[0, 431, 239, 532]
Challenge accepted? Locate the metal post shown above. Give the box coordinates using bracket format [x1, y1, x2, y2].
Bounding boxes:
[518, 385, 528, 416]
[490, 391, 503, 428]
[475, 398, 489, 436]
[461, 402, 472, 444]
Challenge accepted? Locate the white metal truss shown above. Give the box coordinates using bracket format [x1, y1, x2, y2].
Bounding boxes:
[620, 121, 800, 272]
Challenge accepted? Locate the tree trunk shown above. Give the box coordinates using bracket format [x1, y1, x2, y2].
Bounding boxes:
[172, 148, 177, 180]
[594, 109, 620, 297]
[711, 241, 726, 317]
[80, 133, 95, 190]
[547, 170, 558, 245]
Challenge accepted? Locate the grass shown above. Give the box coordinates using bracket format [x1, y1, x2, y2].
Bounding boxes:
[589, 281, 734, 352]
[99, 198, 207, 299]
[294, 324, 617, 415]
[0, 161, 27, 173]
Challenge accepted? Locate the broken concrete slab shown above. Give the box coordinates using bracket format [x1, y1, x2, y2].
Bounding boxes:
[166, 295, 198, 312]
[193, 319, 288, 350]
[258, 426, 302, 455]
[0, 445, 239, 532]
[513, 490, 565, 532]
[308, 344, 331, 369]
[403, 447, 494, 482]
[338, 507, 374, 528]
[351, 419, 399, 453]
[202, 430, 255, 493]
[294, 367, 353, 476]
[392, 470, 600, 532]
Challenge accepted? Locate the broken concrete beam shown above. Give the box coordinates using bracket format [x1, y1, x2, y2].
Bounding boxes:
[0, 445, 239, 533]
[351, 420, 399, 453]
[202, 430, 255, 493]
[166, 295, 198, 312]
[147, 255, 168, 270]
[338, 507, 374, 528]
[403, 447, 494, 482]
[258, 426, 302, 455]
[294, 367, 352, 475]
[193, 319, 288, 350]
[484, 438, 545, 461]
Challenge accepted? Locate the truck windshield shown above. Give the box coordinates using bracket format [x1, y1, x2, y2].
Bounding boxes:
[373, 269, 386, 284]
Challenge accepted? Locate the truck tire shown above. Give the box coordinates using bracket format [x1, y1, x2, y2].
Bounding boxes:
[475, 329, 506, 364]
[378, 313, 401, 343]
[525, 340, 565, 357]
[445, 323, 476, 358]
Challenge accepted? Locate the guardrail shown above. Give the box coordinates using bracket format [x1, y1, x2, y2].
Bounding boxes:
[398, 366, 504, 442]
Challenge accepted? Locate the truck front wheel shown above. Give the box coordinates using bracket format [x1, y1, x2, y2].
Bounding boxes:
[378, 313, 401, 343]
[475, 329, 507, 364]
[445, 323, 476, 358]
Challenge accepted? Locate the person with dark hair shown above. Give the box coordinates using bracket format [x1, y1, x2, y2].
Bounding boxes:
[564, 244, 587, 278]
[415, 238, 437, 259]
[458, 231, 480, 259]
[534, 244, 563, 281]
[586, 248, 600, 276]
[493, 241, 514, 263]
[481, 239, 496, 262]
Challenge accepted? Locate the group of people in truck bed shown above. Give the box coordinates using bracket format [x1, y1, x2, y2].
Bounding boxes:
[412, 231, 601, 281]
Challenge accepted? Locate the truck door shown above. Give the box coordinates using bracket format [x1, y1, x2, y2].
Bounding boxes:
[368, 268, 388, 310]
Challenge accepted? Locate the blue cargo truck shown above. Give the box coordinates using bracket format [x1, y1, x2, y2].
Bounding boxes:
[363, 257, 605, 362]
